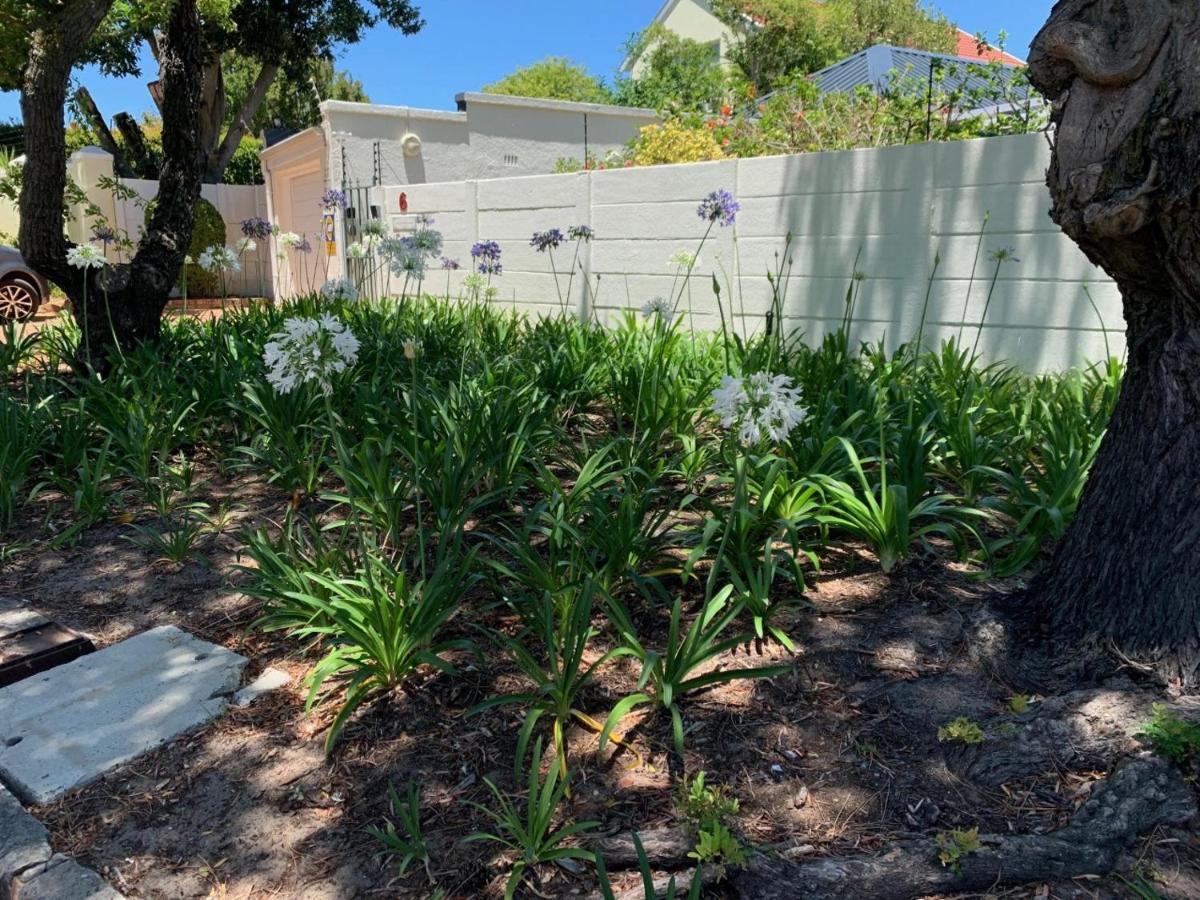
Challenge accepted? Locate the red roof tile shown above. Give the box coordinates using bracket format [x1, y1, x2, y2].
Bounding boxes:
[955, 29, 1025, 66]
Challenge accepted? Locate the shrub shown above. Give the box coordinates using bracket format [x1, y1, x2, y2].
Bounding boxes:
[630, 120, 726, 167]
[145, 196, 226, 297]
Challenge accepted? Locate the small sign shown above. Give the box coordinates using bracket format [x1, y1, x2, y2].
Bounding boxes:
[399, 191, 409, 214]
[322, 213, 336, 256]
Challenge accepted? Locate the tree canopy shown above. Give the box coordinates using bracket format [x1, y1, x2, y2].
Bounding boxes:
[482, 57, 614, 105]
[612, 25, 727, 114]
[713, 0, 956, 95]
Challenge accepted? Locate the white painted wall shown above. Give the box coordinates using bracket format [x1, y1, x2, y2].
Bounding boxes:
[368, 134, 1120, 371]
[58, 148, 273, 297]
[326, 95, 657, 189]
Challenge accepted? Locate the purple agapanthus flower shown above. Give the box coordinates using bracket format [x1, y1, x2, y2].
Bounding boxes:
[91, 224, 116, 245]
[568, 225, 594, 242]
[298, 237, 313, 254]
[241, 216, 272, 239]
[697, 189, 740, 227]
[530, 228, 566, 252]
[441, 257, 461, 270]
[471, 240, 502, 275]
[321, 189, 348, 210]
[416, 213, 436, 227]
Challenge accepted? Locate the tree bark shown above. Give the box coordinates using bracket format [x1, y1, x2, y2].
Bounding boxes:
[19, 0, 205, 368]
[1026, 1, 1200, 684]
[206, 60, 279, 182]
[112, 111, 156, 177]
[728, 756, 1195, 900]
[72, 87, 133, 176]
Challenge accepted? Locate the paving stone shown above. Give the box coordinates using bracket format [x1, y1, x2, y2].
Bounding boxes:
[0, 782, 51, 884]
[233, 667, 291, 708]
[0, 626, 247, 804]
[13, 855, 124, 899]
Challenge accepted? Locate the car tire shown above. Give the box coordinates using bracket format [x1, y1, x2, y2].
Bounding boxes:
[0, 276, 41, 322]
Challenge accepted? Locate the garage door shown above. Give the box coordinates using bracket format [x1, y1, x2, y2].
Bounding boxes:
[288, 170, 327, 296]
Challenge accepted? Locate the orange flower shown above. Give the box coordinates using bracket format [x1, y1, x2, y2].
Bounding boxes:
[721, 104, 732, 117]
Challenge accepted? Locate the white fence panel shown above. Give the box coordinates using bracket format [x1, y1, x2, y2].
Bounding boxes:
[367, 133, 1117, 370]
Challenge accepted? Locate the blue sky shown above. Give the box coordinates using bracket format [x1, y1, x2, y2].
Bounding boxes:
[0, 1, 1054, 122]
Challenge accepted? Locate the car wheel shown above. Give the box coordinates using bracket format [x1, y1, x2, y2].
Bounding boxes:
[0, 277, 40, 321]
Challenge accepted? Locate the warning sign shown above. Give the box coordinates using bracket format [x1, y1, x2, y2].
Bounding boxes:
[323, 213, 336, 256]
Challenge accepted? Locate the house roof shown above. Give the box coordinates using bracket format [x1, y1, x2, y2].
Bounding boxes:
[809, 43, 1030, 101]
[954, 29, 1026, 66]
[618, 0, 715, 73]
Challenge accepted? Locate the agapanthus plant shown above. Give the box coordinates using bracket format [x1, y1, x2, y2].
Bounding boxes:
[321, 278, 358, 303]
[241, 217, 272, 239]
[698, 189, 740, 227]
[198, 245, 240, 273]
[320, 188, 348, 210]
[263, 314, 360, 396]
[711, 372, 808, 446]
[641, 296, 674, 324]
[530, 229, 565, 252]
[471, 240, 503, 278]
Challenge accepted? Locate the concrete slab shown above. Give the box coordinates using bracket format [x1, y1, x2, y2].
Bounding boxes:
[13, 855, 125, 899]
[233, 667, 291, 708]
[0, 626, 247, 804]
[0, 782, 51, 883]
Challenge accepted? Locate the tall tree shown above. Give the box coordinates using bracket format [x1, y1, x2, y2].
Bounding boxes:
[713, 0, 956, 95]
[17, 0, 206, 366]
[222, 56, 370, 133]
[1026, 1, 1200, 683]
[483, 57, 614, 105]
[613, 25, 727, 114]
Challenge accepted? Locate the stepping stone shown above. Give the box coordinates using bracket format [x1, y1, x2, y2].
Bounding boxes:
[0, 625, 247, 804]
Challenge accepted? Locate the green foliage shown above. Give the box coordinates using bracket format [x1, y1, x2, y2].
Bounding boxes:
[251, 540, 477, 751]
[1138, 704, 1200, 765]
[466, 740, 598, 900]
[614, 25, 728, 114]
[678, 771, 740, 827]
[935, 826, 980, 874]
[602, 586, 793, 760]
[937, 717, 985, 745]
[688, 820, 747, 867]
[1007, 694, 1030, 714]
[629, 120, 726, 166]
[714, 0, 956, 95]
[367, 779, 432, 880]
[222, 55, 370, 134]
[483, 57, 613, 104]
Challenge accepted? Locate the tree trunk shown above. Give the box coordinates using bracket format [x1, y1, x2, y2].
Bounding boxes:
[1026, 2, 1200, 684]
[72, 87, 133, 176]
[112, 112, 156, 177]
[19, 0, 204, 368]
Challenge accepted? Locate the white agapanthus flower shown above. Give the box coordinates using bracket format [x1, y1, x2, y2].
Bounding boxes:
[668, 251, 701, 270]
[235, 237, 257, 255]
[321, 277, 358, 302]
[262, 314, 360, 395]
[711, 372, 808, 445]
[277, 231, 303, 249]
[641, 296, 674, 323]
[402, 338, 421, 360]
[198, 245, 240, 273]
[66, 243, 106, 270]
[347, 241, 368, 259]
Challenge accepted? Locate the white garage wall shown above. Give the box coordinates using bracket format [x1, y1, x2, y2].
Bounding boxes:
[369, 133, 1121, 372]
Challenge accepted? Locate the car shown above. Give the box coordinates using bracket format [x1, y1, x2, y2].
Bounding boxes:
[0, 246, 49, 322]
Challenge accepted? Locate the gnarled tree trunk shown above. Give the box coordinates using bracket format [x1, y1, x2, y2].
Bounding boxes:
[1027, 1, 1200, 683]
[19, 0, 205, 367]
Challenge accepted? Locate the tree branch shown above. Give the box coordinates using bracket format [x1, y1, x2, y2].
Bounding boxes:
[206, 59, 279, 182]
[71, 86, 133, 176]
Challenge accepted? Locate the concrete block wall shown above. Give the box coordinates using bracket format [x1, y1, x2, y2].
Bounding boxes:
[371, 133, 1120, 371]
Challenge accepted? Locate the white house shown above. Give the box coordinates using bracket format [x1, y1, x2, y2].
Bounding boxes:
[260, 93, 657, 297]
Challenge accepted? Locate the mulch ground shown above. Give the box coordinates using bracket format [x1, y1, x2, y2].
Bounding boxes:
[1, 465, 1197, 900]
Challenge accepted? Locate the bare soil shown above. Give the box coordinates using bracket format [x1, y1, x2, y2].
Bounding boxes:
[1, 469, 1197, 900]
